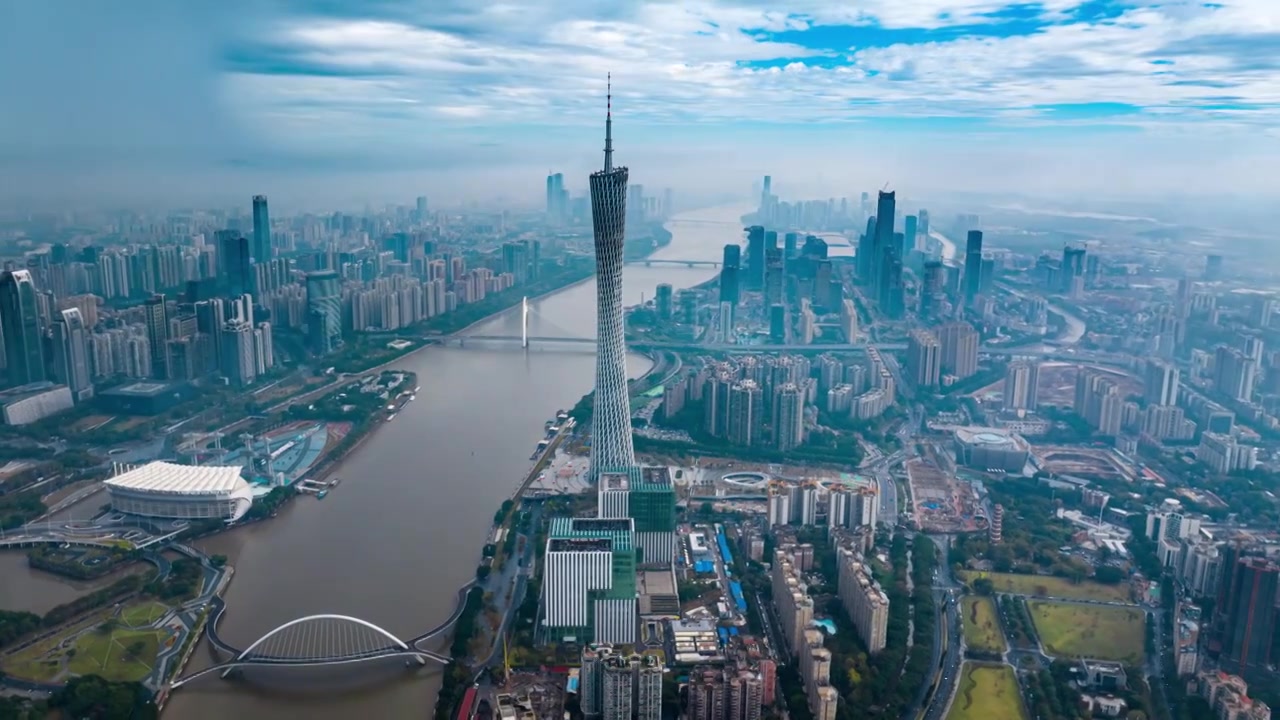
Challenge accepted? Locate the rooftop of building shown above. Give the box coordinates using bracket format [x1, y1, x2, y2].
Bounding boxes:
[548, 538, 614, 553]
[0, 381, 67, 402]
[954, 426, 1030, 450]
[104, 460, 249, 497]
[99, 380, 187, 398]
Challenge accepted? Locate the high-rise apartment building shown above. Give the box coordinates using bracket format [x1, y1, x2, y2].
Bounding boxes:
[727, 380, 763, 447]
[936, 321, 979, 380]
[906, 329, 941, 387]
[772, 382, 804, 452]
[1218, 552, 1279, 674]
[587, 81, 637, 480]
[0, 270, 45, 387]
[252, 195, 271, 262]
[1003, 361, 1039, 413]
[836, 547, 889, 653]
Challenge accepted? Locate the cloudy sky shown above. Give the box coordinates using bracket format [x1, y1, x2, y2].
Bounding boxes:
[1, 0, 1277, 211]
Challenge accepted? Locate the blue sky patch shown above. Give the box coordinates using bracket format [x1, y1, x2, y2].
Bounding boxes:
[1033, 102, 1142, 118]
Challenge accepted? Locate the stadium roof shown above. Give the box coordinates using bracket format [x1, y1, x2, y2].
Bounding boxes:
[105, 461, 250, 497]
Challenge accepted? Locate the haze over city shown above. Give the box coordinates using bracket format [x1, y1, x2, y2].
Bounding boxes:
[5, 2, 1280, 720]
[3, 0, 1279, 211]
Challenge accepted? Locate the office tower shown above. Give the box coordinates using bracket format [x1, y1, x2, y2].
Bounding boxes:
[1205, 254, 1223, 281]
[963, 230, 983, 305]
[720, 244, 741, 306]
[587, 81, 637, 480]
[769, 304, 786, 343]
[727, 380, 763, 446]
[763, 248, 784, 308]
[917, 209, 930, 237]
[784, 232, 799, 259]
[1219, 554, 1279, 673]
[51, 308, 93, 402]
[416, 195, 429, 223]
[937, 321, 979, 380]
[906, 329, 941, 387]
[652, 283, 674, 321]
[878, 240, 904, 319]
[0, 270, 45, 387]
[919, 261, 946, 320]
[1003, 361, 1039, 412]
[746, 226, 765, 290]
[772, 382, 804, 452]
[252, 195, 271, 262]
[300, 269, 337, 353]
[220, 319, 257, 386]
[904, 215, 918, 251]
[871, 190, 895, 297]
[1145, 360, 1180, 407]
[541, 517, 637, 644]
[216, 230, 252, 298]
[143, 294, 170, 380]
[856, 222, 874, 282]
[1061, 245, 1086, 295]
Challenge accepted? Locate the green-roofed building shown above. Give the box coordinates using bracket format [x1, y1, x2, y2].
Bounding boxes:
[596, 466, 677, 566]
[542, 517, 638, 644]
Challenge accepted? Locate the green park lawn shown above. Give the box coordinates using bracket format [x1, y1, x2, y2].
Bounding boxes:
[119, 600, 170, 628]
[959, 570, 1131, 603]
[961, 596, 1007, 654]
[68, 628, 165, 682]
[1027, 601, 1145, 664]
[947, 663, 1026, 720]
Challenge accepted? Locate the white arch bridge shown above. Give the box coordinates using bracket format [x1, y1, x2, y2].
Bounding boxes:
[170, 614, 451, 688]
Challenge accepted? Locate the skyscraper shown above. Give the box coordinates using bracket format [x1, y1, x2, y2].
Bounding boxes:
[1145, 360, 1180, 407]
[1003, 361, 1039, 413]
[252, 195, 271, 262]
[0, 270, 45, 387]
[51, 308, 93, 402]
[144, 294, 170, 380]
[964, 230, 983, 305]
[587, 78, 636, 480]
[872, 191, 895, 298]
[306, 271, 342, 355]
[906, 329, 941, 388]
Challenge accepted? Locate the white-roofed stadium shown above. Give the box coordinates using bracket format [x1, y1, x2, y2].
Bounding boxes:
[104, 461, 254, 522]
[953, 427, 1031, 472]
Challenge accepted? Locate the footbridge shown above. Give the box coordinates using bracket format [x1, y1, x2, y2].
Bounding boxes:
[173, 581, 476, 689]
[171, 614, 451, 688]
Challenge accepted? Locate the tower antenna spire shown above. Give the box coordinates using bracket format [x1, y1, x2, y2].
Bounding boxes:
[604, 73, 614, 172]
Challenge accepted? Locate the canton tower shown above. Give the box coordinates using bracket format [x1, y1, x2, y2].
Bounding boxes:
[587, 75, 636, 480]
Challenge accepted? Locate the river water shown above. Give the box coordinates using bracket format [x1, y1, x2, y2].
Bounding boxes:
[133, 204, 745, 717]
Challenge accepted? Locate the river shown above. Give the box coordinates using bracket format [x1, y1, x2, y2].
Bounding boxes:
[117, 203, 745, 716]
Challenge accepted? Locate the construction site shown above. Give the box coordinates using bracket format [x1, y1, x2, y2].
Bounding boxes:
[905, 456, 986, 533]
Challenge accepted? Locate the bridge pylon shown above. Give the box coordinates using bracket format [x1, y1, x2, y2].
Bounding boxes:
[521, 296, 529, 349]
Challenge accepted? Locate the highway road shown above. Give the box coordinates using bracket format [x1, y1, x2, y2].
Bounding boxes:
[924, 535, 964, 720]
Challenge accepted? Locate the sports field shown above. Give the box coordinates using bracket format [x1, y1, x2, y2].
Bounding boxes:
[68, 628, 165, 682]
[946, 663, 1026, 720]
[1027, 601, 1145, 664]
[959, 571, 1131, 603]
[961, 596, 1007, 654]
